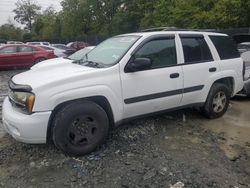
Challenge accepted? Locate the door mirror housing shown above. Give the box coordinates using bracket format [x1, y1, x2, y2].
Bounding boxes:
[126, 58, 152, 72]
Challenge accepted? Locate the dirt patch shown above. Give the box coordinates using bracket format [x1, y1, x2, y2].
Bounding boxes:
[202, 99, 250, 159]
[0, 70, 249, 188]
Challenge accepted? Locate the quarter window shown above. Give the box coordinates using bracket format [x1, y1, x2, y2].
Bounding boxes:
[209, 35, 240, 60]
[181, 36, 213, 63]
[134, 37, 177, 68]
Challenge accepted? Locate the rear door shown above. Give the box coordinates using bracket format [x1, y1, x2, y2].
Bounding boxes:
[0, 46, 18, 68]
[17, 46, 35, 66]
[178, 34, 220, 106]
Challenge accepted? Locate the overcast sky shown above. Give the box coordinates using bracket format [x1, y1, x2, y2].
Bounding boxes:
[0, 0, 63, 27]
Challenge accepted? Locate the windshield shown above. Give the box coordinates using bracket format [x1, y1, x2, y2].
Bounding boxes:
[84, 36, 140, 65]
[68, 47, 94, 61]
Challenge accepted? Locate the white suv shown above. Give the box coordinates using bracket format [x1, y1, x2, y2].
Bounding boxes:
[2, 30, 244, 156]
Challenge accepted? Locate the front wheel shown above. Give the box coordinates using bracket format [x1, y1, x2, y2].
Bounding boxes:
[202, 83, 231, 119]
[52, 101, 109, 156]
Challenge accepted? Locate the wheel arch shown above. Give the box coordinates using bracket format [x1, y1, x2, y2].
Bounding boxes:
[46, 95, 114, 143]
[212, 77, 235, 96]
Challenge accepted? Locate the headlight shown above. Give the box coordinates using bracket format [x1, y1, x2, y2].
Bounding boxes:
[9, 91, 35, 113]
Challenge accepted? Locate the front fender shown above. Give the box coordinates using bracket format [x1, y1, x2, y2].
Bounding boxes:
[33, 85, 123, 122]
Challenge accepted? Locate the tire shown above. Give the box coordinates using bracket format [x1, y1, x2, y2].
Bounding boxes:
[34, 57, 46, 64]
[202, 83, 231, 119]
[52, 100, 109, 156]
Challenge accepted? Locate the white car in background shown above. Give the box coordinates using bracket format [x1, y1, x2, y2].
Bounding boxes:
[38, 45, 67, 57]
[7, 41, 24, 44]
[241, 51, 250, 96]
[27, 42, 51, 46]
[238, 42, 250, 54]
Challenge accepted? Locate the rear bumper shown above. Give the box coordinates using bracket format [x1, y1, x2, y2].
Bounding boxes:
[243, 78, 250, 95]
[2, 98, 51, 144]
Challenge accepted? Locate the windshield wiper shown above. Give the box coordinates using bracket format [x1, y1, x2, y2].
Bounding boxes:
[64, 57, 72, 60]
[81, 60, 106, 68]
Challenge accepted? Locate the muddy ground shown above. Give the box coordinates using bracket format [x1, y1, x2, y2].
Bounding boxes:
[0, 70, 249, 188]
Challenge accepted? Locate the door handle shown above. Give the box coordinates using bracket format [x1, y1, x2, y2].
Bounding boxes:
[209, 67, 217, 72]
[170, 73, 180, 79]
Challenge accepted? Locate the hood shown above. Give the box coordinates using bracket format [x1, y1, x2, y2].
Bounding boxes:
[12, 57, 95, 88]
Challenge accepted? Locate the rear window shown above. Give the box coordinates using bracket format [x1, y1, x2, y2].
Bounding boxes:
[209, 35, 240, 60]
[180, 36, 213, 64]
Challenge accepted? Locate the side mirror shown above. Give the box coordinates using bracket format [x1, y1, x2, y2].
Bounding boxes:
[126, 58, 152, 72]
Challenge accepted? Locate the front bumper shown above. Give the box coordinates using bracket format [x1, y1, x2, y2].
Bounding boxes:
[2, 98, 51, 144]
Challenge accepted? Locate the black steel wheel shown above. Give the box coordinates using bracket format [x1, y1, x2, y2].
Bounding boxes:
[52, 100, 109, 156]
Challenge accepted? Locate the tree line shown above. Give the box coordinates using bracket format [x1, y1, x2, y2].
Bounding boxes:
[1, 0, 250, 41]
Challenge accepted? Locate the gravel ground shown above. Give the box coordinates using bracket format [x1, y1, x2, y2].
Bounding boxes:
[0, 70, 249, 188]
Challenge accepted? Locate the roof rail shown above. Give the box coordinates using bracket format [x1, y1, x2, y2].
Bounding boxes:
[140, 27, 218, 33]
[141, 27, 178, 32]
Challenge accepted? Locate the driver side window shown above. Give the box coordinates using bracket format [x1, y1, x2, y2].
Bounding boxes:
[134, 37, 177, 69]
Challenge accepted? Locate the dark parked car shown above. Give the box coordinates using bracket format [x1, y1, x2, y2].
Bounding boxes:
[0, 44, 55, 69]
[52, 44, 76, 55]
[67, 41, 90, 51]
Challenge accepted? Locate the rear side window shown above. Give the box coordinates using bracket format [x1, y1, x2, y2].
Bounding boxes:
[18, 46, 34, 52]
[209, 35, 240, 60]
[181, 36, 213, 64]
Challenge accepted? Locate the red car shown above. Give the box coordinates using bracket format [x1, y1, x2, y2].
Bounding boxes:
[0, 44, 55, 69]
[67, 41, 90, 51]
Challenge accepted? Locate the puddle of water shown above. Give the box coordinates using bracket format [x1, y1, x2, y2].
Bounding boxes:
[203, 98, 250, 158]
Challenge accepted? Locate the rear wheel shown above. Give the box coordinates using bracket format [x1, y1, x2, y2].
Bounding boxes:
[202, 83, 231, 119]
[52, 100, 109, 156]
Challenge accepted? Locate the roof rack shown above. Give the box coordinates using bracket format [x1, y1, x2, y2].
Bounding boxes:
[140, 27, 217, 33]
[141, 27, 178, 32]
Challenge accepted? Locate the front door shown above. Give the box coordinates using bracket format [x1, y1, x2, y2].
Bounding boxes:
[120, 35, 184, 119]
[0, 46, 18, 68]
